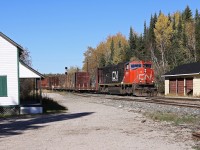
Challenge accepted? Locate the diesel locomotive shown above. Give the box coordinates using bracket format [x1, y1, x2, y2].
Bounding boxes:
[97, 60, 156, 96]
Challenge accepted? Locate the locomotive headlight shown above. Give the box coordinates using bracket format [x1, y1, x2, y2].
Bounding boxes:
[144, 69, 146, 73]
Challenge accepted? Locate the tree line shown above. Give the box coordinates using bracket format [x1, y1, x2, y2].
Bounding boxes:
[83, 6, 200, 92]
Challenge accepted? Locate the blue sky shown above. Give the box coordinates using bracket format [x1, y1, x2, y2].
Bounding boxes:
[0, 0, 199, 74]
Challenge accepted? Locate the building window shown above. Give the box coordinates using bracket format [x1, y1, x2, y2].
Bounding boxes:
[0, 76, 7, 97]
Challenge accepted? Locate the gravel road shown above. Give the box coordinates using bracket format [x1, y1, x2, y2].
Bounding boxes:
[0, 92, 196, 150]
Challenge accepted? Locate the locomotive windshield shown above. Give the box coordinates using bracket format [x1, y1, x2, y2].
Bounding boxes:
[143, 64, 151, 68]
[130, 64, 142, 69]
[130, 64, 151, 69]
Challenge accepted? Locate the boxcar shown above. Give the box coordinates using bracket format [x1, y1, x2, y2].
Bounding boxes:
[67, 72, 91, 91]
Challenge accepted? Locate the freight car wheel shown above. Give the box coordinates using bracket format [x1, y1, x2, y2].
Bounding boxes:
[120, 87, 125, 95]
[99, 86, 104, 93]
[134, 89, 141, 96]
[152, 90, 158, 97]
[105, 87, 109, 93]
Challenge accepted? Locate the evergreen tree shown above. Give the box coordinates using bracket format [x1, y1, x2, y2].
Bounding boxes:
[124, 45, 131, 62]
[195, 9, 199, 22]
[177, 16, 183, 39]
[153, 13, 158, 24]
[99, 54, 106, 67]
[168, 13, 171, 22]
[148, 13, 157, 44]
[172, 15, 176, 30]
[136, 34, 145, 60]
[148, 13, 157, 55]
[143, 21, 147, 41]
[159, 10, 162, 16]
[129, 27, 136, 57]
[148, 15, 155, 44]
[143, 21, 148, 43]
[183, 5, 193, 22]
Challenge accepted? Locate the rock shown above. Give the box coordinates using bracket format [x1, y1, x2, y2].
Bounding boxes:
[119, 105, 123, 108]
[141, 119, 146, 123]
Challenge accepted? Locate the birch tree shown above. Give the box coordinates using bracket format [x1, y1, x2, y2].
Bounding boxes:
[154, 13, 173, 72]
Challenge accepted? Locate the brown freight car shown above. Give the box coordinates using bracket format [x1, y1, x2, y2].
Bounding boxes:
[40, 72, 95, 92]
[40, 74, 66, 90]
[66, 72, 94, 91]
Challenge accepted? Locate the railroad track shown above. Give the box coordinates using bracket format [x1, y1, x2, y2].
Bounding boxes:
[73, 93, 200, 109]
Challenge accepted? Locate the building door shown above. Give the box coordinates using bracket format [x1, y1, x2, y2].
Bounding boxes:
[186, 78, 193, 95]
[169, 79, 176, 94]
[177, 78, 184, 95]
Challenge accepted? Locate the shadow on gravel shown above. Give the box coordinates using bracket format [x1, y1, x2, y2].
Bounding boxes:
[0, 112, 94, 138]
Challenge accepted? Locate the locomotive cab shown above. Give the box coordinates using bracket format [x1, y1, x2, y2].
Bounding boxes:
[123, 61, 154, 85]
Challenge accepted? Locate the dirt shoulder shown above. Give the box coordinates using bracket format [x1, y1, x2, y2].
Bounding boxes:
[0, 92, 196, 150]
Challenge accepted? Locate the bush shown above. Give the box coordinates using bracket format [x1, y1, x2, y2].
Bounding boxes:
[42, 97, 67, 113]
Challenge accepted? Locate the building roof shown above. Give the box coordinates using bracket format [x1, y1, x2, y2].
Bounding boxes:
[19, 60, 45, 79]
[163, 62, 200, 77]
[0, 32, 25, 52]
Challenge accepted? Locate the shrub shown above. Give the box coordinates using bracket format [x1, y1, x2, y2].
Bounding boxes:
[42, 97, 67, 113]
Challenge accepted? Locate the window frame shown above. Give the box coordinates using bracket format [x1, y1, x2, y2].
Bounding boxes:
[0, 75, 8, 97]
[130, 64, 142, 70]
[143, 64, 152, 68]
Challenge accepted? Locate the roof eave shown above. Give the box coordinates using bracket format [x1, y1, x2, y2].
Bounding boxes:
[162, 72, 200, 78]
[19, 60, 45, 79]
[0, 32, 25, 52]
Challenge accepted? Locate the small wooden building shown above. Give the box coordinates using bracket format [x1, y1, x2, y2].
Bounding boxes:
[163, 62, 200, 96]
[0, 32, 44, 115]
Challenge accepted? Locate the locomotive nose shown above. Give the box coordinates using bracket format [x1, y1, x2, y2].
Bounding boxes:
[139, 69, 153, 84]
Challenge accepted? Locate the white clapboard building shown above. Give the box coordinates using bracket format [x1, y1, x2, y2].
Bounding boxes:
[0, 32, 44, 115]
[162, 62, 200, 97]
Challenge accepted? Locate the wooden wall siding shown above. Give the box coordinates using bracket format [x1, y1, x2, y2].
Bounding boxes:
[186, 78, 193, 95]
[0, 36, 19, 105]
[169, 79, 176, 94]
[177, 79, 184, 95]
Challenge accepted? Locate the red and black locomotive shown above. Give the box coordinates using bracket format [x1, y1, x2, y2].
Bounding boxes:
[97, 60, 156, 96]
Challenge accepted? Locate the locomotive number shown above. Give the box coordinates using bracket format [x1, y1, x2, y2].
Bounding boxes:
[112, 71, 118, 81]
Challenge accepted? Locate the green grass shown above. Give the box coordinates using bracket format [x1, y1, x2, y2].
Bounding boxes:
[192, 146, 200, 150]
[144, 112, 200, 125]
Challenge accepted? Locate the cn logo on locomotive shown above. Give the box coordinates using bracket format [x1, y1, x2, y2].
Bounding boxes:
[112, 71, 118, 81]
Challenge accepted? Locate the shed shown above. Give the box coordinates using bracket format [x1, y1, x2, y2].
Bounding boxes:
[0, 32, 44, 115]
[162, 62, 200, 96]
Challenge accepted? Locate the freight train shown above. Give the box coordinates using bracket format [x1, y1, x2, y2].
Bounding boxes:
[41, 60, 157, 96]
